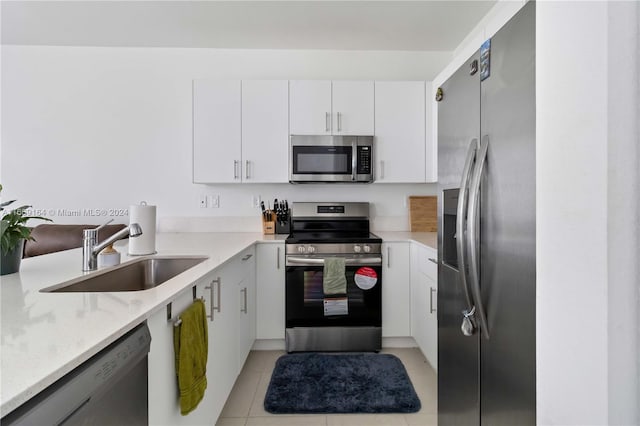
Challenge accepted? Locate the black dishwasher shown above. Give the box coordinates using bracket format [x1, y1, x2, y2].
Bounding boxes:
[2, 323, 151, 426]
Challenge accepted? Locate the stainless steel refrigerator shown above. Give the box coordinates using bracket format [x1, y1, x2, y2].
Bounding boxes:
[436, 3, 535, 425]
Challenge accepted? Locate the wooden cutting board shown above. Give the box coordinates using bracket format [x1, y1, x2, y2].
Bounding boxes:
[409, 196, 437, 232]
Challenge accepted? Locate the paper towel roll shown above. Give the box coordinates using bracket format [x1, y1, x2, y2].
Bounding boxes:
[128, 201, 156, 255]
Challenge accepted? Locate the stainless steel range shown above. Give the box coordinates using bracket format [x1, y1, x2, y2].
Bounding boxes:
[285, 202, 382, 352]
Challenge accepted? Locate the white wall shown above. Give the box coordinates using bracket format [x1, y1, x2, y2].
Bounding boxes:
[1, 46, 449, 230]
[537, 1, 609, 423]
[607, 2, 639, 425]
[537, 1, 639, 425]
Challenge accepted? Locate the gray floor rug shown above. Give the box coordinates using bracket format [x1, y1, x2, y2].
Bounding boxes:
[264, 353, 421, 414]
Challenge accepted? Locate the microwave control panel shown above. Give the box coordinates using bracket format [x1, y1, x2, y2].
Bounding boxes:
[357, 146, 372, 175]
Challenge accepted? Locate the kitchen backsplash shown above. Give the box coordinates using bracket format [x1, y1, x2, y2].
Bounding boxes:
[158, 214, 412, 233]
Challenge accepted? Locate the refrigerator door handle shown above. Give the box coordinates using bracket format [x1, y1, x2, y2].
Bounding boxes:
[457, 139, 478, 336]
[467, 135, 491, 340]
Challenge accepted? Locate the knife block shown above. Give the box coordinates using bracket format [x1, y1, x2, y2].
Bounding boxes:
[275, 213, 290, 235]
[262, 211, 275, 235]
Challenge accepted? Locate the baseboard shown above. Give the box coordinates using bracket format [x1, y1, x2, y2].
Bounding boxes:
[382, 337, 418, 348]
[253, 339, 286, 351]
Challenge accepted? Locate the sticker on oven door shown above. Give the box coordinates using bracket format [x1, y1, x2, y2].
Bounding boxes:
[324, 297, 348, 316]
[354, 267, 378, 290]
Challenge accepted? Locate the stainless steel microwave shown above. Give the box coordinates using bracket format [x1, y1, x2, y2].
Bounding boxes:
[289, 135, 374, 183]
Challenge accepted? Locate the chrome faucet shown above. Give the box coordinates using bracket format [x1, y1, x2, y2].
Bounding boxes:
[82, 219, 143, 271]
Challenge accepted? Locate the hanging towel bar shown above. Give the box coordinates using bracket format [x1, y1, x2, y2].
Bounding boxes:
[167, 286, 199, 325]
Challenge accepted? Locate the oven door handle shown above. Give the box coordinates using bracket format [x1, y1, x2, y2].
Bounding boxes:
[286, 256, 382, 267]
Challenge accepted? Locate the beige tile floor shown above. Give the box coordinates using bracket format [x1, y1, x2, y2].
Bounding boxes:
[216, 348, 437, 426]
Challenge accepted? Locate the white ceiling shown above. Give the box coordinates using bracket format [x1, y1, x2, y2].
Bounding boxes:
[1, 1, 496, 51]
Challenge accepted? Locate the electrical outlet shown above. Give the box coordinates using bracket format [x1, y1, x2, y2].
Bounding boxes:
[252, 195, 261, 208]
[209, 195, 220, 208]
[199, 194, 208, 208]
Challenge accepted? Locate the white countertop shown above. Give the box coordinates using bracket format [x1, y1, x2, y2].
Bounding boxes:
[0, 231, 433, 416]
[375, 231, 437, 250]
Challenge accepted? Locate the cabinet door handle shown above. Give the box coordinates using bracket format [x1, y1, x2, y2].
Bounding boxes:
[241, 287, 248, 314]
[205, 277, 220, 321]
[245, 160, 250, 179]
[325, 112, 330, 132]
[233, 160, 239, 179]
[380, 161, 385, 180]
[337, 112, 342, 132]
[213, 278, 222, 313]
[277, 247, 281, 269]
[242, 253, 253, 261]
[430, 287, 437, 314]
[387, 246, 390, 268]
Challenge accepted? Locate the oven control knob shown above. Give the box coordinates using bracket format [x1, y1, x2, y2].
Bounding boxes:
[353, 245, 362, 253]
[363, 245, 371, 253]
[307, 245, 316, 253]
[297, 246, 306, 253]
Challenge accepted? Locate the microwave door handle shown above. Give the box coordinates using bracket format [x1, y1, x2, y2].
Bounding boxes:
[352, 140, 357, 181]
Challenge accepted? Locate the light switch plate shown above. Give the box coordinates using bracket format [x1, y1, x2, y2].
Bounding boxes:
[209, 195, 220, 208]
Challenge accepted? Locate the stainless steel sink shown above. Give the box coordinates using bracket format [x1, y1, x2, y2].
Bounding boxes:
[41, 256, 209, 293]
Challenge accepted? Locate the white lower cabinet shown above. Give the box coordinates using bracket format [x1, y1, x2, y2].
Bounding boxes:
[256, 243, 285, 340]
[147, 239, 438, 423]
[235, 247, 256, 374]
[382, 242, 411, 337]
[410, 244, 438, 370]
[148, 271, 219, 425]
[147, 248, 256, 425]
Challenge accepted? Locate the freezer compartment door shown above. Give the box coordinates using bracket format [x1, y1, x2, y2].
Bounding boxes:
[438, 263, 479, 425]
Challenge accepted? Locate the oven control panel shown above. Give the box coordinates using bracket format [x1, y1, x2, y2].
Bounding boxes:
[287, 243, 382, 255]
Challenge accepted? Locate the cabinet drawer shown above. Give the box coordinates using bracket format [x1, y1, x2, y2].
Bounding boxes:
[416, 246, 437, 280]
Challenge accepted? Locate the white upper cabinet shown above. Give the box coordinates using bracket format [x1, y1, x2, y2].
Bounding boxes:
[241, 80, 289, 183]
[193, 79, 289, 183]
[331, 81, 375, 135]
[374, 81, 426, 183]
[289, 80, 332, 135]
[193, 80, 241, 183]
[289, 80, 374, 135]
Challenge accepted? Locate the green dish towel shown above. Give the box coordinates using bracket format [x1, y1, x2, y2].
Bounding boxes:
[173, 299, 208, 416]
[323, 257, 347, 295]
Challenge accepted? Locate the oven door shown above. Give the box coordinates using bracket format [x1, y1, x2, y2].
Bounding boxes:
[285, 255, 382, 328]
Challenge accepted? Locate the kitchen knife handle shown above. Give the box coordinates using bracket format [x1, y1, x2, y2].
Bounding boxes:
[467, 135, 490, 340]
[325, 112, 330, 132]
[457, 138, 478, 335]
